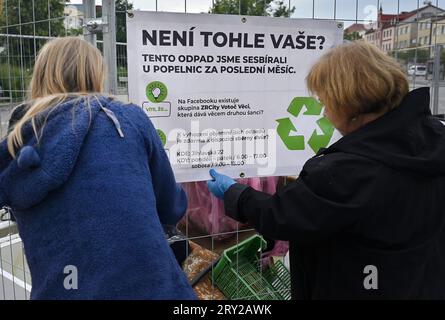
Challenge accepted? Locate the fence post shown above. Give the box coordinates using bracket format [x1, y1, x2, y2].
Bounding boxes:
[432, 44, 441, 115]
[82, 0, 96, 46]
[102, 0, 118, 95]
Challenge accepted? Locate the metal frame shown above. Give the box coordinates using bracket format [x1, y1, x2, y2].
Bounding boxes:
[1, 0, 445, 301]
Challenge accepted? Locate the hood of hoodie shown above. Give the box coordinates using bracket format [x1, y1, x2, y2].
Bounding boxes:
[324, 87, 445, 175]
[0, 95, 117, 210]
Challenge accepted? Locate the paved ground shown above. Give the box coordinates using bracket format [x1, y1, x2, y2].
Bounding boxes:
[0, 231, 31, 300]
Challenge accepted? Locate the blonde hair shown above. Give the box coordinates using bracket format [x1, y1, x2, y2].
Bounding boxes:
[306, 41, 409, 120]
[7, 37, 106, 158]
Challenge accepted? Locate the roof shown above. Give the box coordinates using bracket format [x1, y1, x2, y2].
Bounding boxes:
[379, 12, 416, 28]
[345, 23, 366, 34]
[378, 4, 445, 28]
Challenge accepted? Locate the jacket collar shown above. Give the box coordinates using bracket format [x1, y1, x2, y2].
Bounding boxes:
[323, 87, 431, 155]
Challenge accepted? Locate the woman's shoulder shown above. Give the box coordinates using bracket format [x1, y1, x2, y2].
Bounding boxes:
[8, 103, 29, 131]
[302, 151, 384, 183]
[101, 97, 156, 135]
[299, 151, 387, 202]
[103, 97, 147, 120]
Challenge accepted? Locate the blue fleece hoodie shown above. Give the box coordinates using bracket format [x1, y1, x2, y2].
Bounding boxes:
[0, 95, 196, 300]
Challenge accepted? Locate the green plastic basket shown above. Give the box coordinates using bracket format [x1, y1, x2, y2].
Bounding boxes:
[213, 235, 291, 300]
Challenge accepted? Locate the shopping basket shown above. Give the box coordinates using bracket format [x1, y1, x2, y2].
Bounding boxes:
[213, 235, 291, 300]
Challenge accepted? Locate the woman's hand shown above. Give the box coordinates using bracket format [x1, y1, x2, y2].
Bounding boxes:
[207, 169, 236, 199]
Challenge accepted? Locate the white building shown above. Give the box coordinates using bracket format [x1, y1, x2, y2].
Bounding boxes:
[64, 3, 84, 30]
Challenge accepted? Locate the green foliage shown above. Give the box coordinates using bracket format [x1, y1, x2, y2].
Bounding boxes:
[272, 1, 295, 17]
[210, 0, 295, 17]
[344, 31, 363, 41]
[0, 0, 66, 37]
[396, 48, 430, 64]
[440, 48, 445, 64]
[0, 0, 66, 68]
[96, 0, 134, 43]
[67, 27, 83, 37]
[0, 63, 32, 99]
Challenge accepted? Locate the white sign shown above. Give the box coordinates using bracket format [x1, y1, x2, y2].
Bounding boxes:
[127, 11, 343, 182]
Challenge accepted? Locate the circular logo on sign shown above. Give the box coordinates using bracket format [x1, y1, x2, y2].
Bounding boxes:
[146, 81, 168, 103]
[156, 129, 167, 146]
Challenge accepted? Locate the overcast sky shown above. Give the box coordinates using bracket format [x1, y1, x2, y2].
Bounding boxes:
[70, 0, 445, 22]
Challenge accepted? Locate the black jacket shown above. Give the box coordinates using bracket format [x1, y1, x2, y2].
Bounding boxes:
[225, 87, 445, 299]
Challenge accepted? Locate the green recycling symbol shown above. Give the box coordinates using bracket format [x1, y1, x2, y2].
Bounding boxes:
[276, 97, 334, 154]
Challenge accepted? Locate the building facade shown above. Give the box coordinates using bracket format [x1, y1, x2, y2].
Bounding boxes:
[364, 4, 444, 52]
[64, 3, 84, 30]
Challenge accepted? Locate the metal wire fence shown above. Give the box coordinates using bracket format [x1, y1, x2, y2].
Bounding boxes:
[1, 0, 445, 300]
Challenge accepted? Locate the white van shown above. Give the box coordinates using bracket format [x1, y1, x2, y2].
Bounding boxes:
[408, 65, 427, 76]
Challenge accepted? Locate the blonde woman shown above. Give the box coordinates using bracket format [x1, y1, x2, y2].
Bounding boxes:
[0, 37, 196, 300]
[208, 41, 445, 299]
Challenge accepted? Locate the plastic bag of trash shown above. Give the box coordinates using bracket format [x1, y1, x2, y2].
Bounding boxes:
[180, 177, 278, 240]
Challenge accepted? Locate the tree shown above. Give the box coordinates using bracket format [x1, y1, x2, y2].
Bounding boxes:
[397, 48, 429, 64]
[210, 0, 295, 17]
[0, 0, 67, 99]
[0, 0, 66, 37]
[344, 31, 363, 41]
[272, 1, 295, 17]
[115, 0, 133, 43]
[96, 0, 133, 43]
